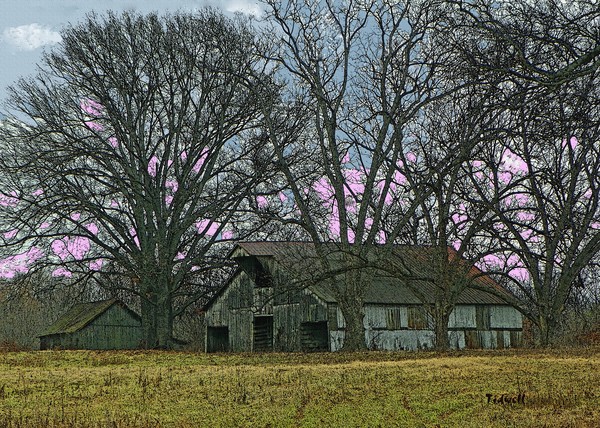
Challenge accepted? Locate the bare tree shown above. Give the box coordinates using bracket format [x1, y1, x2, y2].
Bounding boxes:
[443, 0, 600, 346]
[393, 79, 512, 349]
[259, 0, 462, 350]
[0, 10, 277, 348]
[450, 0, 600, 86]
[468, 75, 600, 346]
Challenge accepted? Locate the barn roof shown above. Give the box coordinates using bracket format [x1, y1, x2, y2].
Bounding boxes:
[40, 298, 140, 337]
[230, 241, 513, 306]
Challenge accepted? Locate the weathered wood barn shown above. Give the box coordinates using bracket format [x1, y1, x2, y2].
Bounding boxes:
[39, 298, 143, 350]
[204, 242, 523, 352]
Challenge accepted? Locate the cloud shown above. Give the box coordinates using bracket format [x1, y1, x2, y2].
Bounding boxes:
[223, 0, 262, 16]
[3, 23, 61, 51]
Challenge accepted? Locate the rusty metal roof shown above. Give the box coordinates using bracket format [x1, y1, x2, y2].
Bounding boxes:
[232, 241, 512, 306]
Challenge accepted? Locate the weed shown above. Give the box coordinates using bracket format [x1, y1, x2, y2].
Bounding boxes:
[0, 348, 599, 427]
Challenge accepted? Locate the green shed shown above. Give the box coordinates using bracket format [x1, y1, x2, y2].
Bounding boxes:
[39, 298, 143, 350]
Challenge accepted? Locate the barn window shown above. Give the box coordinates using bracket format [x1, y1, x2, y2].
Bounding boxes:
[407, 307, 429, 330]
[476, 306, 490, 330]
[386, 308, 402, 330]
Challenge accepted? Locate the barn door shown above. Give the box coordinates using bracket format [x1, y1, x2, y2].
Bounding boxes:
[207, 326, 229, 352]
[253, 316, 273, 352]
[300, 321, 329, 352]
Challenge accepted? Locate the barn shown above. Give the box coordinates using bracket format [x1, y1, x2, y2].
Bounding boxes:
[204, 242, 523, 352]
[39, 298, 143, 350]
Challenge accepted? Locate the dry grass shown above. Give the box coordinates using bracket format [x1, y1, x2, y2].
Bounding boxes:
[0, 347, 599, 427]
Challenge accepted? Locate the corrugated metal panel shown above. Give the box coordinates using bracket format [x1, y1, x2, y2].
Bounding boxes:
[407, 307, 431, 329]
[476, 306, 491, 330]
[386, 307, 406, 330]
[330, 331, 345, 352]
[364, 306, 387, 329]
[490, 306, 523, 329]
[448, 330, 466, 349]
[449, 306, 476, 329]
[336, 307, 346, 328]
[365, 330, 435, 351]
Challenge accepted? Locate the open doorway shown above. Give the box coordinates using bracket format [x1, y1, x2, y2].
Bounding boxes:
[206, 326, 229, 352]
[253, 316, 273, 352]
[300, 321, 329, 351]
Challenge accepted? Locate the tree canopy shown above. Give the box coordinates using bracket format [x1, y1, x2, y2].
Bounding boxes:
[0, 9, 277, 348]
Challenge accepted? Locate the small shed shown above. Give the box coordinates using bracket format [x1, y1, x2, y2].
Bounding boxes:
[39, 298, 143, 350]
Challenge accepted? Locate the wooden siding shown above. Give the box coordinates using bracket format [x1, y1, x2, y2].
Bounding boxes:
[365, 330, 435, 350]
[463, 330, 522, 349]
[207, 250, 524, 352]
[204, 270, 254, 352]
[206, 267, 331, 353]
[253, 287, 273, 315]
[273, 304, 300, 351]
[40, 305, 142, 350]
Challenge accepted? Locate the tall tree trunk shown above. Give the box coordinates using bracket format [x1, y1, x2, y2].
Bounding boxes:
[140, 278, 174, 349]
[140, 285, 157, 349]
[433, 301, 451, 351]
[337, 266, 367, 351]
[536, 314, 555, 347]
[155, 291, 173, 349]
[340, 301, 367, 351]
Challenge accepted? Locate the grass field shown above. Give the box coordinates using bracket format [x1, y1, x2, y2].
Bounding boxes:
[0, 347, 599, 427]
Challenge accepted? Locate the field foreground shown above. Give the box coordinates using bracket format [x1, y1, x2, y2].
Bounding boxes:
[0, 348, 599, 427]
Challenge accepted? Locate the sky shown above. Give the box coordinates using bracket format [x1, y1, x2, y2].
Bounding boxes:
[0, 0, 263, 116]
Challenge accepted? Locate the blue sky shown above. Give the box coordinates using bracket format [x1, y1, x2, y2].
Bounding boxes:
[0, 0, 263, 113]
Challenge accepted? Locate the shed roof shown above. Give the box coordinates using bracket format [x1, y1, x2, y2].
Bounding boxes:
[231, 241, 513, 306]
[40, 298, 140, 337]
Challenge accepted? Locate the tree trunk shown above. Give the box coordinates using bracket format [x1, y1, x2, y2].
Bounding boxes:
[337, 266, 368, 351]
[140, 288, 157, 349]
[140, 280, 174, 349]
[536, 314, 555, 347]
[433, 302, 451, 351]
[155, 291, 173, 349]
[340, 303, 367, 351]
